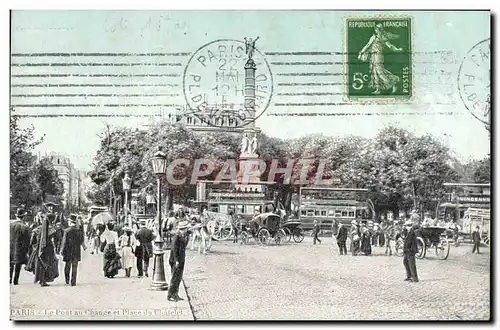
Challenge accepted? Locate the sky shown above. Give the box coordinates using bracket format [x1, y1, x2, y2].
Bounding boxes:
[11, 10, 491, 170]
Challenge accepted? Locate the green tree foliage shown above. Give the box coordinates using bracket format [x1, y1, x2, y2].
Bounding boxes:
[86, 121, 486, 218]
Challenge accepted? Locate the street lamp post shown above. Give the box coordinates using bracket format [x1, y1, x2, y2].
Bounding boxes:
[122, 172, 132, 226]
[150, 147, 168, 291]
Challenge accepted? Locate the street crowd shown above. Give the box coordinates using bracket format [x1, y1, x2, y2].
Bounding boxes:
[10, 202, 484, 303]
[9, 204, 198, 302]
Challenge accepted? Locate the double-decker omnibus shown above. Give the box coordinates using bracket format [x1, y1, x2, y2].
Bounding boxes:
[298, 187, 375, 231]
[194, 180, 279, 220]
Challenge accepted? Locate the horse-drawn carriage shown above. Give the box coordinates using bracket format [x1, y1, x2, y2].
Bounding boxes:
[395, 226, 450, 260]
[282, 221, 305, 243]
[240, 213, 286, 245]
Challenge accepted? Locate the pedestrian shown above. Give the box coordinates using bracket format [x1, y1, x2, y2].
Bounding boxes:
[229, 209, 240, 243]
[472, 226, 481, 254]
[378, 222, 386, 247]
[167, 220, 189, 302]
[118, 226, 137, 277]
[312, 220, 321, 245]
[351, 220, 361, 256]
[59, 217, 86, 286]
[135, 219, 155, 278]
[100, 222, 121, 278]
[360, 223, 372, 255]
[336, 223, 348, 255]
[384, 221, 395, 256]
[10, 209, 31, 285]
[403, 220, 419, 283]
[372, 223, 379, 246]
[453, 222, 460, 247]
[27, 214, 59, 287]
[331, 219, 339, 240]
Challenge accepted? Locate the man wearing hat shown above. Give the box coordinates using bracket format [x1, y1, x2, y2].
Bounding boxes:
[60, 216, 87, 286]
[168, 220, 189, 302]
[403, 219, 419, 283]
[336, 222, 348, 255]
[10, 209, 31, 285]
[135, 219, 155, 277]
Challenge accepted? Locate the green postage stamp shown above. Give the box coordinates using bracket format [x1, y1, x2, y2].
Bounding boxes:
[345, 17, 412, 100]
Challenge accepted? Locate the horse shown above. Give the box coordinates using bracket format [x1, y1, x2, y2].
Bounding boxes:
[189, 214, 216, 254]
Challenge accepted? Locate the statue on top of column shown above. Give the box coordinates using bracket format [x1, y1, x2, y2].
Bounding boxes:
[244, 37, 260, 61]
[240, 133, 250, 154]
[250, 134, 258, 155]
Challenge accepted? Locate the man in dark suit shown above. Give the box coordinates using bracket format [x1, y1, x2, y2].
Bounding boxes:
[336, 223, 348, 255]
[168, 220, 189, 302]
[135, 220, 155, 277]
[10, 209, 31, 285]
[403, 220, 419, 283]
[60, 217, 86, 286]
[472, 226, 481, 254]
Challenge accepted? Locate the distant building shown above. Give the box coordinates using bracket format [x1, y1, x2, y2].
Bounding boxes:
[45, 152, 89, 211]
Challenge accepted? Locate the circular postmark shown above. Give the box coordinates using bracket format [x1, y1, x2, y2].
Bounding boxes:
[458, 38, 490, 126]
[182, 39, 273, 128]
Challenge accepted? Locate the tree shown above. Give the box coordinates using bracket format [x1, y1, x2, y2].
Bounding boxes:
[35, 157, 64, 204]
[473, 156, 491, 183]
[10, 107, 44, 210]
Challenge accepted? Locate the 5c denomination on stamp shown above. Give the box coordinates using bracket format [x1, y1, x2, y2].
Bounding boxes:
[344, 17, 412, 100]
[458, 38, 490, 125]
[183, 39, 273, 128]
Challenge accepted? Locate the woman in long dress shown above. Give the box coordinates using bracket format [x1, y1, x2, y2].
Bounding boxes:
[351, 221, 361, 256]
[100, 222, 121, 278]
[360, 224, 372, 256]
[118, 226, 136, 277]
[358, 23, 403, 94]
[26, 215, 59, 286]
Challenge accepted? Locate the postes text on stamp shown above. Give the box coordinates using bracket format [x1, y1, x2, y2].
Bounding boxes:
[345, 17, 412, 100]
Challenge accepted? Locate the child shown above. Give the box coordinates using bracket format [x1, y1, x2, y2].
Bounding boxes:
[472, 226, 481, 254]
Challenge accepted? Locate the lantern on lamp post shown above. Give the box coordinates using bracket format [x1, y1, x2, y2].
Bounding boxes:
[149, 146, 168, 291]
[122, 172, 132, 225]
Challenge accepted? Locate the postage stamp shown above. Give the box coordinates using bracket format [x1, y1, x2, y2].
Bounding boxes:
[344, 16, 412, 100]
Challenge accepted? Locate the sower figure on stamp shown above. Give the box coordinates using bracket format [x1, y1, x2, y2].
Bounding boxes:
[403, 220, 419, 283]
[336, 223, 348, 255]
[472, 226, 481, 254]
[168, 220, 189, 302]
[59, 216, 86, 286]
[10, 208, 30, 285]
[358, 23, 403, 95]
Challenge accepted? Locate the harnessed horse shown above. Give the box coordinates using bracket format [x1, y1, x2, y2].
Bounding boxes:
[189, 213, 216, 254]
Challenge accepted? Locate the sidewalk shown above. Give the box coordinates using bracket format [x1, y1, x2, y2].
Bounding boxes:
[10, 251, 194, 321]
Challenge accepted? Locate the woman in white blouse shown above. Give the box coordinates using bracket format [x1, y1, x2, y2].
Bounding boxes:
[100, 222, 121, 278]
[118, 226, 136, 278]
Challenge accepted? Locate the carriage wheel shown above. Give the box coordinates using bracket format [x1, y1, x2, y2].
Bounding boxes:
[218, 224, 233, 241]
[415, 237, 426, 259]
[283, 227, 292, 242]
[240, 231, 249, 245]
[394, 238, 404, 257]
[293, 228, 305, 243]
[257, 228, 270, 245]
[482, 236, 490, 247]
[435, 237, 450, 260]
[275, 229, 286, 245]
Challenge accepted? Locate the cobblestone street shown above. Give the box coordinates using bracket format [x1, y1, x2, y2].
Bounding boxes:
[183, 237, 490, 320]
[10, 250, 193, 321]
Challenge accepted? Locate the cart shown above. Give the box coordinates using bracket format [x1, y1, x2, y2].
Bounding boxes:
[395, 226, 450, 260]
[282, 221, 305, 243]
[240, 213, 286, 245]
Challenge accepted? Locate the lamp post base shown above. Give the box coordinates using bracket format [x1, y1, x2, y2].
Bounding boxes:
[149, 238, 168, 291]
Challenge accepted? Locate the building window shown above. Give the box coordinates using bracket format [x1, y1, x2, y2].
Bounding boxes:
[328, 210, 335, 216]
[314, 210, 320, 216]
[307, 210, 314, 217]
[335, 210, 342, 217]
[301, 210, 306, 216]
[187, 117, 193, 125]
[348, 211, 355, 217]
[321, 210, 327, 217]
[341, 211, 348, 217]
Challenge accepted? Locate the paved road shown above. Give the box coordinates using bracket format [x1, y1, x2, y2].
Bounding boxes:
[183, 237, 490, 320]
[10, 249, 193, 320]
